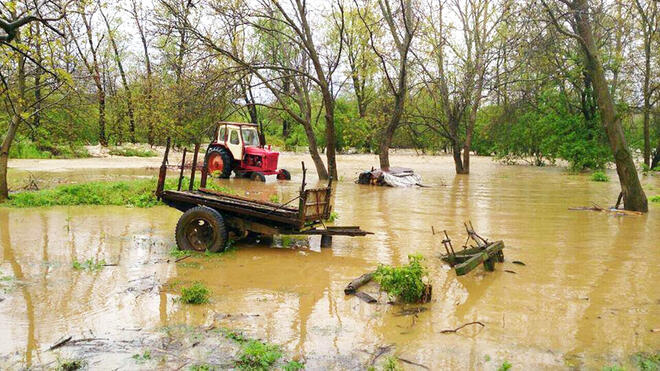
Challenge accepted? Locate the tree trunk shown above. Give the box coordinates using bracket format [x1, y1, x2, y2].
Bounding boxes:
[379, 94, 404, 171]
[1, 34, 26, 200]
[572, 0, 647, 212]
[131, 0, 154, 145]
[101, 9, 136, 143]
[452, 139, 466, 174]
[642, 40, 651, 167]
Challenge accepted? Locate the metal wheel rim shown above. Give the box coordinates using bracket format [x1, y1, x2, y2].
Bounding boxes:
[184, 217, 217, 251]
[208, 153, 224, 173]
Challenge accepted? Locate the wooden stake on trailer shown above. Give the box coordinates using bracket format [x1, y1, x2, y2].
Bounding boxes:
[156, 137, 171, 199]
[189, 143, 200, 191]
[177, 147, 187, 191]
[200, 147, 208, 188]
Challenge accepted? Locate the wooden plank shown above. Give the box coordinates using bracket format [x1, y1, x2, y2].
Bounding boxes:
[453, 241, 504, 276]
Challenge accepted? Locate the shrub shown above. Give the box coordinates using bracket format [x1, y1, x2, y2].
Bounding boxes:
[650, 195, 660, 203]
[374, 254, 428, 303]
[236, 340, 282, 370]
[180, 282, 210, 304]
[591, 171, 609, 182]
[72, 258, 106, 271]
[109, 148, 158, 157]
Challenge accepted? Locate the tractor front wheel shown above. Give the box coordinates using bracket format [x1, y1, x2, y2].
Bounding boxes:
[175, 206, 228, 252]
[205, 146, 232, 178]
[276, 169, 291, 180]
[250, 172, 266, 182]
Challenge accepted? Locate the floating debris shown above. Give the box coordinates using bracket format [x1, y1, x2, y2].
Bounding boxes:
[436, 222, 505, 276]
[356, 167, 424, 187]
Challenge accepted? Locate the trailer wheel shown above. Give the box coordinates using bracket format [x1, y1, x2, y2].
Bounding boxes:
[175, 206, 228, 252]
[276, 169, 291, 180]
[250, 172, 266, 182]
[205, 146, 232, 178]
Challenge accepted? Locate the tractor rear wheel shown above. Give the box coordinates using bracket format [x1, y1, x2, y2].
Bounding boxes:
[276, 169, 291, 180]
[175, 206, 228, 252]
[205, 146, 232, 178]
[250, 172, 266, 182]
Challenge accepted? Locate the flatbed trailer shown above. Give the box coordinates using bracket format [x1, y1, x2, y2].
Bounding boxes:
[155, 139, 372, 252]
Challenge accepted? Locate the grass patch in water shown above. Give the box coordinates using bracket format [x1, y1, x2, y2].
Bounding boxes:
[109, 148, 158, 157]
[3, 177, 234, 208]
[634, 352, 660, 370]
[374, 254, 428, 303]
[236, 340, 282, 370]
[180, 282, 210, 304]
[57, 358, 86, 371]
[497, 360, 512, 371]
[650, 195, 660, 203]
[72, 258, 106, 271]
[591, 171, 609, 182]
[190, 364, 218, 371]
[132, 350, 152, 363]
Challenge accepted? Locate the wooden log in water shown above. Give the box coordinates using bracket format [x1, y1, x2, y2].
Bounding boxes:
[344, 272, 374, 294]
[454, 241, 504, 276]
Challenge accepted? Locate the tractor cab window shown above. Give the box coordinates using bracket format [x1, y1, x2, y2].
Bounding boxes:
[230, 129, 239, 145]
[241, 127, 260, 147]
[218, 126, 226, 142]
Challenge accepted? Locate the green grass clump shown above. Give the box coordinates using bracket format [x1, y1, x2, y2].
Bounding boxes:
[591, 171, 609, 182]
[132, 350, 151, 363]
[497, 360, 512, 371]
[236, 340, 282, 370]
[269, 194, 280, 203]
[3, 177, 235, 208]
[374, 254, 428, 303]
[190, 364, 218, 371]
[72, 258, 106, 271]
[381, 356, 403, 371]
[650, 195, 660, 203]
[634, 352, 660, 370]
[109, 148, 158, 157]
[283, 361, 305, 371]
[327, 211, 339, 222]
[180, 282, 210, 304]
[57, 359, 86, 371]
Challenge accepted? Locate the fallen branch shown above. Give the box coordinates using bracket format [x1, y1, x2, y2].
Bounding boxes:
[344, 272, 373, 294]
[439, 321, 485, 334]
[355, 291, 377, 303]
[397, 357, 430, 369]
[48, 336, 72, 350]
[175, 255, 191, 263]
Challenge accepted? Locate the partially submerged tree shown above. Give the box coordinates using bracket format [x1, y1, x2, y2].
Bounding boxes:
[542, 0, 648, 212]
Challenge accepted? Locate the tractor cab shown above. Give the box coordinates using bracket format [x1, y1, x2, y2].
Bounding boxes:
[205, 122, 291, 182]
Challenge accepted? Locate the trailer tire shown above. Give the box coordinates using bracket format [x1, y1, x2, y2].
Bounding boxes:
[250, 172, 266, 182]
[276, 169, 291, 180]
[205, 146, 232, 179]
[175, 206, 228, 252]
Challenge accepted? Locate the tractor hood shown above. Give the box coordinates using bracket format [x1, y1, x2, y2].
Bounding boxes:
[244, 146, 279, 171]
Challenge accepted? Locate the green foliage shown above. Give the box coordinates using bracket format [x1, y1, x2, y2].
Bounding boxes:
[634, 352, 660, 370]
[381, 356, 403, 371]
[497, 360, 512, 371]
[327, 211, 339, 222]
[3, 178, 234, 208]
[180, 282, 210, 304]
[269, 194, 280, 203]
[57, 359, 86, 371]
[190, 364, 218, 371]
[602, 366, 624, 371]
[132, 350, 152, 363]
[9, 138, 90, 159]
[72, 258, 106, 271]
[650, 195, 660, 203]
[236, 340, 283, 370]
[169, 247, 189, 259]
[591, 171, 610, 182]
[374, 254, 428, 303]
[108, 148, 158, 157]
[283, 361, 305, 371]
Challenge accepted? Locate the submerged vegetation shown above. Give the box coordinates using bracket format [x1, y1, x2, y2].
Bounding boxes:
[108, 148, 158, 157]
[2, 178, 234, 208]
[374, 255, 428, 303]
[590, 171, 610, 182]
[72, 258, 107, 271]
[180, 282, 210, 304]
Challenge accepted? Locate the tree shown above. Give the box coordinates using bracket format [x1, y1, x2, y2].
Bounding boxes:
[542, 0, 648, 212]
[631, 0, 659, 167]
[1, 0, 68, 200]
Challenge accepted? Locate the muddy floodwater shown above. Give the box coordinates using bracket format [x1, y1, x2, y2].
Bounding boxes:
[1, 154, 659, 370]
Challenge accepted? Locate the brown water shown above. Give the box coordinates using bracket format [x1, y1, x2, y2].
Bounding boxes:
[1, 154, 659, 370]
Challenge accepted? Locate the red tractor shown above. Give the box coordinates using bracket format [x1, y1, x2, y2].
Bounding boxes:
[204, 122, 291, 182]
